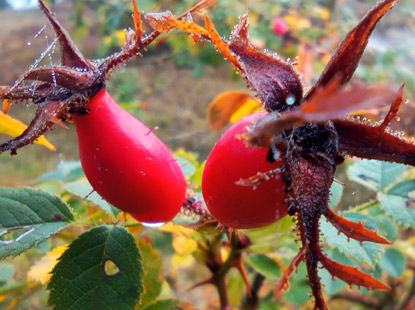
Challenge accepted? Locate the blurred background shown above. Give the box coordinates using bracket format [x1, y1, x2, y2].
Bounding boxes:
[0, 1, 414, 309]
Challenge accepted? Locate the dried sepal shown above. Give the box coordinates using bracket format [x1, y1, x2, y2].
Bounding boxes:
[38, 0, 93, 70]
[228, 13, 303, 112]
[131, 0, 143, 42]
[306, 0, 398, 100]
[204, 16, 242, 70]
[324, 208, 391, 244]
[379, 84, 405, 132]
[246, 82, 397, 148]
[163, 16, 209, 38]
[2, 99, 11, 114]
[274, 248, 305, 296]
[0, 100, 66, 154]
[185, 0, 217, 14]
[23, 67, 96, 91]
[334, 119, 415, 166]
[145, 11, 176, 33]
[319, 254, 390, 290]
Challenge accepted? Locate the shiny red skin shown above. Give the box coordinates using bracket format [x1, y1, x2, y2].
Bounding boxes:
[202, 113, 288, 229]
[74, 89, 187, 223]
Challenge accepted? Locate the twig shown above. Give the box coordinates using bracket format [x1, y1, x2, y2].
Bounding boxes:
[240, 273, 266, 310]
[399, 263, 415, 310]
[332, 290, 382, 309]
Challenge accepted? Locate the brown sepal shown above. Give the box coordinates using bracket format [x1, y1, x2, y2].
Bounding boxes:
[0, 101, 65, 154]
[228, 13, 303, 112]
[379, 83, 405, 132]
[246, 81, 397, 148]
[38, 0, 94, 70]
[306, 0, 398, 99]
[274, 248, 305, 296]
[319, 254, 390, 290]
[334, 119, 415, 166]
[324, 208, 391, 244]
[131, 0, 144, 42]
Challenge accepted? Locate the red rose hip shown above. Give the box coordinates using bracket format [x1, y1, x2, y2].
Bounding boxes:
[202, 113, 288, 229]
[74, 89, 187, 223]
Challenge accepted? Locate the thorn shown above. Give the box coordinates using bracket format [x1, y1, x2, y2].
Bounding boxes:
[85, 188, 95, 199]
[187, 277, 215, 291]
[232, 255, 252, 296]
[2, 99, 11, 114]
[47, 114, 69, 130]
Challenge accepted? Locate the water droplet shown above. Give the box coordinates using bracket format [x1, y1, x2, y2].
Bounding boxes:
[272, 145, 280, 160]
[142, 222, 166, 228]
[26, 42, 31, 46]
[285, 94, 296, 105]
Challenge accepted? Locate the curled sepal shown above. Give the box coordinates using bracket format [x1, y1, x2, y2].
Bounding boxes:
[2, 99, 11, 114]
[334, 119, 415, 166]
[145, 11, 176, 33]
[379, 84, 405, 132]
[38, 0, 93, 70]
[324, 208, 391, 244]
[274, 248, 305, 296]
[319, 254, 390, 290]
[246, 83, 397, 148]
[132, 0, 143, 42]
[306, 0, 398, 99]
[0, 101, 65, 154]
[23, 67, 95, 91]
[228, 13, 303, 112]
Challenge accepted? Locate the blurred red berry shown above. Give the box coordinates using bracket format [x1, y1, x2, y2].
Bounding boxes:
[273, 18, 288, 36]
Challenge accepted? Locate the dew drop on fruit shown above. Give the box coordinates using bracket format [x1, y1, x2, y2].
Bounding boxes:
[142, 222, 166, 228]
[272, 145, 281, 160]
[285, 94, 296, 105]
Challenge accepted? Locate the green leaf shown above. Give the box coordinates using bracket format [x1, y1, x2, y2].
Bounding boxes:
[378, 248, 405, 277]
[228, 270, 245, 307]
[378, 180, 415, 227]
[64, 181, 120, 216]
[284, 264, 312, 306]
[245, 217, 295, 253]
[175, 158, 196, 178]
[143, 299, 179, 310]
[347, 159, 405, 192]
[329, 181, 343, 208]
[320, 216, 384, 267]
[259, 302, 279, 310]
[137, 238, 163, 309]
[0, 263, 15, 281]
[38, 160, 84, 182]
[247, 254, 281, 279]
[48, 226, 143, 310]
[0, 187, 74, 259]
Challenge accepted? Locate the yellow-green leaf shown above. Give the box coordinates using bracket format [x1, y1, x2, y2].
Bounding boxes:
[207, 91, 261, 131]
[0, 112, 56, 151]
[27, 245, 68, 284]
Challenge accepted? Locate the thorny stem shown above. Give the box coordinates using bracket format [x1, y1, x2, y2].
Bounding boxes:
[102, 1, 210, 78]
[202, 232, 250, 310]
